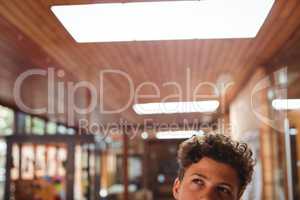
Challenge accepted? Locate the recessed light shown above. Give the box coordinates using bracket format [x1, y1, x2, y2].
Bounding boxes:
[133, 101, 219, 115]
[51, 0, 275, 43]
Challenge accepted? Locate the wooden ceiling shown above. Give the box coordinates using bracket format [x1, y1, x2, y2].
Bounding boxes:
[0, 0, 300, 127]
[268, 21, 300, 100]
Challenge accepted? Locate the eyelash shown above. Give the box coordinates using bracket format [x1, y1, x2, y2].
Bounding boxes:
[192, 179, 231, 195]
[192, 178, 204, 186]
[217, 187, 232, 196]
[191, 178, 232, 197]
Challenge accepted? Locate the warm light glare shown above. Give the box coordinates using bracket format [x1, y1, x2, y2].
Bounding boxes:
[272, 99, 300, 110]
[156, 130, 204, 139]
[133, 101, 219, 115]
[99, 189, 108, 197]
[141, 132, 149, 140]
[51, 0, 275, 42]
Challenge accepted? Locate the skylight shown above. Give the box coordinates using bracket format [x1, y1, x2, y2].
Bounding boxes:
[133, 100, 219, 115]
[51, 0, 275, 43]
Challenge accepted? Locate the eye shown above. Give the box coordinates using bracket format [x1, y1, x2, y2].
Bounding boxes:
[217, 186, 232, 196]
[191, 178, 204, 186]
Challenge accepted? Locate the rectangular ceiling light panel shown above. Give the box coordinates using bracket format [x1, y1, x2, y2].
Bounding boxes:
[133, 100, 219, 115]
[51, 0, 275, 42]
[272, 99, 300, 110]
[156, 130, 204, 139]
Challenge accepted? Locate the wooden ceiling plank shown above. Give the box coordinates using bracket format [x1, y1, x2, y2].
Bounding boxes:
[0, 0, 87, 79]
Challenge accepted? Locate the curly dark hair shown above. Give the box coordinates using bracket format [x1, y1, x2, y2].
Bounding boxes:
[177, 133, 255, 196]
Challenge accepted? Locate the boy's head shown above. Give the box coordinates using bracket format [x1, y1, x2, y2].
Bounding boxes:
[173, 133, 254, 200]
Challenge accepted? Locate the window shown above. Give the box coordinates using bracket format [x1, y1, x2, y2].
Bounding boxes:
[0, 105, 14, 136]
[15, 112, 34, 135]
[47, 122, 57, 135]
[67, 128, 76, 135]
[0, 140, 6, 180]
[57, 124, 67, 134]
[25, 115, 31, 134]
[32, 117, 45, 135]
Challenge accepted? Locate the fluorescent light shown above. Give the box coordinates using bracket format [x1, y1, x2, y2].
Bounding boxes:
[133, 100, 219, 115]
[51, 0, 275, 43]
[272, 99, 300, 110]
[156, 130, 204, 140]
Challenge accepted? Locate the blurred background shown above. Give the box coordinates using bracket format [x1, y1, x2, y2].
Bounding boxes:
[0, 0, 300, 200]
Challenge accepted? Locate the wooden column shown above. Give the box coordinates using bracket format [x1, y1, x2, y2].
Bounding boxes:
[66, 142, 75, 200]
[33, 144, 37, 179]
[18, 143, 22, 180]
[123, 129, 129, 200]
[15, 111, 22, 180]
[87, 146, 91, 200]
[142, 141, 149, 189]
[4, 140, 12, 200]
[94, 148, 101, 200]
[257, 67, 275, 200]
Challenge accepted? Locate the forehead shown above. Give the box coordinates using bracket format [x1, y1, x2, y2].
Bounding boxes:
[184, 157, 240, 186]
